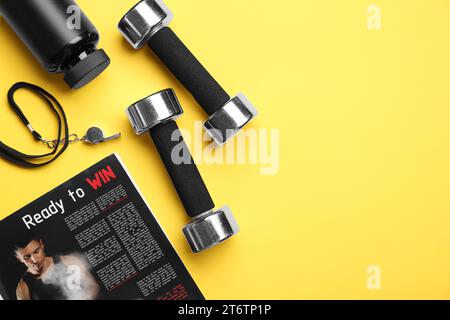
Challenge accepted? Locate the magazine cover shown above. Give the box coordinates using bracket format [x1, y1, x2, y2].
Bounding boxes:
[0, 154, 204, 300]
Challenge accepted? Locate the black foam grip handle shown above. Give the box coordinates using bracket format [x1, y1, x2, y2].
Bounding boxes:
[150, 120, 215, 218]
[148, 27, 230, 116]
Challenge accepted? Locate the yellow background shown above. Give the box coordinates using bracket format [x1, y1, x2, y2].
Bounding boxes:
[1, 0, 450, 299]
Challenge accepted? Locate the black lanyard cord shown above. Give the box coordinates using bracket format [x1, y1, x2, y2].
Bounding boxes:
[0, 82, 70, 168]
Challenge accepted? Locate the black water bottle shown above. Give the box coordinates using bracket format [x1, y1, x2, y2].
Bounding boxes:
[0, 0, 110, 89]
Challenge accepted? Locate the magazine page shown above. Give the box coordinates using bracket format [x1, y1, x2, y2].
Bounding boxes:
[0, 154, 204, 300]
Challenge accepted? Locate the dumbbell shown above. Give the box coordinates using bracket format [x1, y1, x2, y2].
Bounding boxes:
[118, 0, 257, 145]
[126, 89, 239, 253]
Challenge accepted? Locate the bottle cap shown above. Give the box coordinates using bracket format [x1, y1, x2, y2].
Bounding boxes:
[63, 49, 110, 89]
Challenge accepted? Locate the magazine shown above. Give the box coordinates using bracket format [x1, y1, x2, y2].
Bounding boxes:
[0, 154, 204, 300]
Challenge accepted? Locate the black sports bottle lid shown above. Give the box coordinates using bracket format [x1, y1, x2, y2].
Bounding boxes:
[63, 49, 111, 89]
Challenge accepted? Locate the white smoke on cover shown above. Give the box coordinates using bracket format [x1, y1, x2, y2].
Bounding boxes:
[41, 253, 98, 300]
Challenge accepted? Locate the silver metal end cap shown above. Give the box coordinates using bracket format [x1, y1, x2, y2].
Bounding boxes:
[203, 93, 258, 145]
[118, 0, 173, 49]
[126, 89, 183, 135]
[183, 206, 240, 253]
